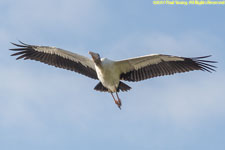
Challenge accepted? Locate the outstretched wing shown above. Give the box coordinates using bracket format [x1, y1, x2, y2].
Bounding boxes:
[115, 54, 217, 82]
[10, 41, 98, 79]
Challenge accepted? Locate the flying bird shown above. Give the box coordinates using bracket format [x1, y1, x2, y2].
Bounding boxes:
[10, 41, 217, 109]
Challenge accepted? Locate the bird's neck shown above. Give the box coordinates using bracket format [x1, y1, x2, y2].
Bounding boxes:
[94, 59, 102, 67]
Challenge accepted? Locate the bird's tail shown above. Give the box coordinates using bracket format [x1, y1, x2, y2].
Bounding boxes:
[94, 81, 131, 92]
[117, 81, 131, 92]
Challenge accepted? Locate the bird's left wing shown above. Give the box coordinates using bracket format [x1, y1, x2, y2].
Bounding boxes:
[115, 54, 217, 82]
[9, 42, 98, 79]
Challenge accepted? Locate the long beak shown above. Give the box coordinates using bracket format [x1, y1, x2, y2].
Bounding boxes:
[88, 51, 94, 55]
[88, 51, 98, 59]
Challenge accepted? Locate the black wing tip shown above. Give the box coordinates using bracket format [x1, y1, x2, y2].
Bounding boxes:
[10, 40, 30, 46]
[192, 55, 217, 62]
[190, 55, 217, 73]
[10, 41, 28, 49]
[9, 41, 32, 60]
[18, 40, 26, 44]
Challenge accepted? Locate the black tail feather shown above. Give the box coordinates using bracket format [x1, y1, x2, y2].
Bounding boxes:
[94, 82, 109, 92]
[117, 81, 131, 92]
[94, 81, 131, 92]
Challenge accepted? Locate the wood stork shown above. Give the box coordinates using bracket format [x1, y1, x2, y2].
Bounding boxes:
[10, 41, 217, 109]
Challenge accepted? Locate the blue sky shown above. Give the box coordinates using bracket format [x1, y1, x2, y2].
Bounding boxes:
[1, 0, 225, 150]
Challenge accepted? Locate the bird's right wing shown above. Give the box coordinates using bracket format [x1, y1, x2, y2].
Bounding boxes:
[115, 54, 216, 82]
[9, 41, 98, 79]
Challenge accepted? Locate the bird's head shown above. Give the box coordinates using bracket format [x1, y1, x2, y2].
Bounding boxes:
[88, 51, 101, 65]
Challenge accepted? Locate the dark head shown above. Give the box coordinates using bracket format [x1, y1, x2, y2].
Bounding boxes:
[88, 51, 101, 65]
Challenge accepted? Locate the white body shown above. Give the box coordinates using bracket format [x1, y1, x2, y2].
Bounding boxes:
[95, 58, 121, 92]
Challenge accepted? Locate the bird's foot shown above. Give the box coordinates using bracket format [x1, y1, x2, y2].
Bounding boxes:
[114, 99, 122, 110]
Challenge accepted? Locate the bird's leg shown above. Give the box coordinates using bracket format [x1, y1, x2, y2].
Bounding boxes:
[115, 92, 122, 106]
[111, 92, 121, 109]
[116, 92, 122, 109]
